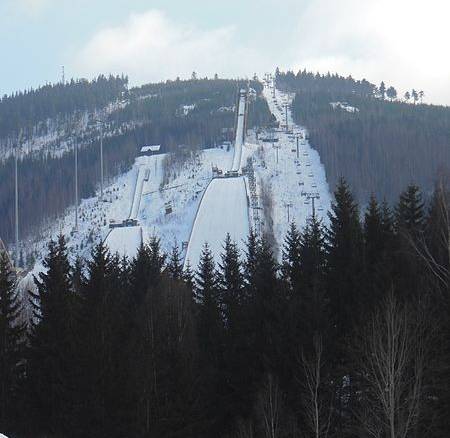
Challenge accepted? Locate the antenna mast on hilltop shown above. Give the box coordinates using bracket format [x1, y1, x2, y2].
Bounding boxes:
[62, 66, 65, 85]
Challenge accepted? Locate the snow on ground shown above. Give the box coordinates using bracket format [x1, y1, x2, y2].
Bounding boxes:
[242, 80, 332, 259]
[0, 99, 131, 162]
[184, 177, 250, 269]
[105, 226, 143, 258]
[21, 145, 234, 284]
[183, 90, 250, 267]
[22, 77, 332, 279]
[330, 102, 359, 113]
[138, 147, 234, 256]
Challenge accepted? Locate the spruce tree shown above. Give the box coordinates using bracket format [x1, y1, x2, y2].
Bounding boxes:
[299, 215, 328, 331]
[394, 185, 427, 298]
[363, 196, 395, 308]
[327, 178, 364, 333]
[167, 242, 183, 281]
[195, 243, 222, 355]
[183, 260, 195, 292]
[251, 236, 281, 374]
[219, 234, 244, 329]
[281, 222, 302, 294]
[326, 179, 364, 438]
[194, 244, 224, 430]
[27, 235, 77, 435]
[243, 229, 260, 300]
[0, 253, 25, 432]
[396, 184, 425, 238]
[77, 241, 118, 436]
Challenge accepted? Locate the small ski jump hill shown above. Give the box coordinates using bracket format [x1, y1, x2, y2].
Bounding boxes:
[184, 90, 250, 269]
[104, 155, 154, 258]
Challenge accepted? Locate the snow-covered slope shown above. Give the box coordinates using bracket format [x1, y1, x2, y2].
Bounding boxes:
[23, 77, 332, 281]
[238, 79, 332, 258]
[105, 226, 143, 258]
[184, 90, 250, 267]
[184, 177, 249, 269]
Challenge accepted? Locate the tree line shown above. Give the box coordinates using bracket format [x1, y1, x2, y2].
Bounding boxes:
[276, 69, 450, 203]
[0, 178, 449, 438]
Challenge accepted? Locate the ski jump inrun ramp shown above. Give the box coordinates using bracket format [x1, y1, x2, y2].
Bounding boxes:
[105, 157, 152, 258]
[184, 90, 250, 269]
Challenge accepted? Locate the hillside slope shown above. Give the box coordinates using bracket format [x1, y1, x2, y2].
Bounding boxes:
[276, 70, 450, 203]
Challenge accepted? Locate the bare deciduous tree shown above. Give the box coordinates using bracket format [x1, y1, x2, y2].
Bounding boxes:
[298, 333, 333, 438]
[408, 179, 450, 289]
[355, 292, 429, 438]
[257, 373, 283, 438]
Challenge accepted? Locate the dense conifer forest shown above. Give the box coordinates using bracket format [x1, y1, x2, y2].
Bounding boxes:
[0, 75, 128, 139]
[0, 77, 272, 245]
[0, 179, 449, 438]
[275, 69, 450, 203]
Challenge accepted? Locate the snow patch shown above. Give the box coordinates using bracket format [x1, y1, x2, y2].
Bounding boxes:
[330, 102, 359, 113]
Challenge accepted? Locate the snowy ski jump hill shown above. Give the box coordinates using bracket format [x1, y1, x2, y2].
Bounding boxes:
[104, 156, 151, 257]
[184, 90, 250, 268]
[22, 75, 332, 283]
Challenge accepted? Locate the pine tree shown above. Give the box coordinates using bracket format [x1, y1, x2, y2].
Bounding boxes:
[167, 242, 183, 281]
[217, 235, 254, 421]
[379, 81, 386, 99]
[77, 241, 118, 436]
[299, 215, 327, 327]
[194, 244, 224, 431]
[281, 222, 302, 294]
[251, 236, 281, 374]
[218, 234, 244, 330]
[386, 86, 397, 101]
[147, 236, 166, 284]
[27, 235, 78, 435]
[243, 229, 260, 299]
[0, 253, 25, 432]
[183, 260, 195, 292]
[363, 196, 395, 308]
[326, 180, 364, 438]
[195, 243, 223, 361]
[364, 195, 384, 267]
[327, 178, 364, 333]
[393, 185, 427, 300]
[395, 184, 425, 238]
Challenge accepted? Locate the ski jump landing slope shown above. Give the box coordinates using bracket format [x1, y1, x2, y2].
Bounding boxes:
[184, 90, 250, 269]
[105, 156, 153, 258]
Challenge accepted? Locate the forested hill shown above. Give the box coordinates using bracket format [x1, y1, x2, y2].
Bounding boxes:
[0, 75, 128, 140]
[276, 69, 450, 203]
[0, 76, 272, 246]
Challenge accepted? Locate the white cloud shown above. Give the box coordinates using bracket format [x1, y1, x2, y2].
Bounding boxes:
[288, 0, 450, 104]
[74, 10, 265, 84]
[73, 3, 450, 105]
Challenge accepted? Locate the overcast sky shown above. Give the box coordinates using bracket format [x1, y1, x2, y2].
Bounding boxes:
[1, 0, 449, 105]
